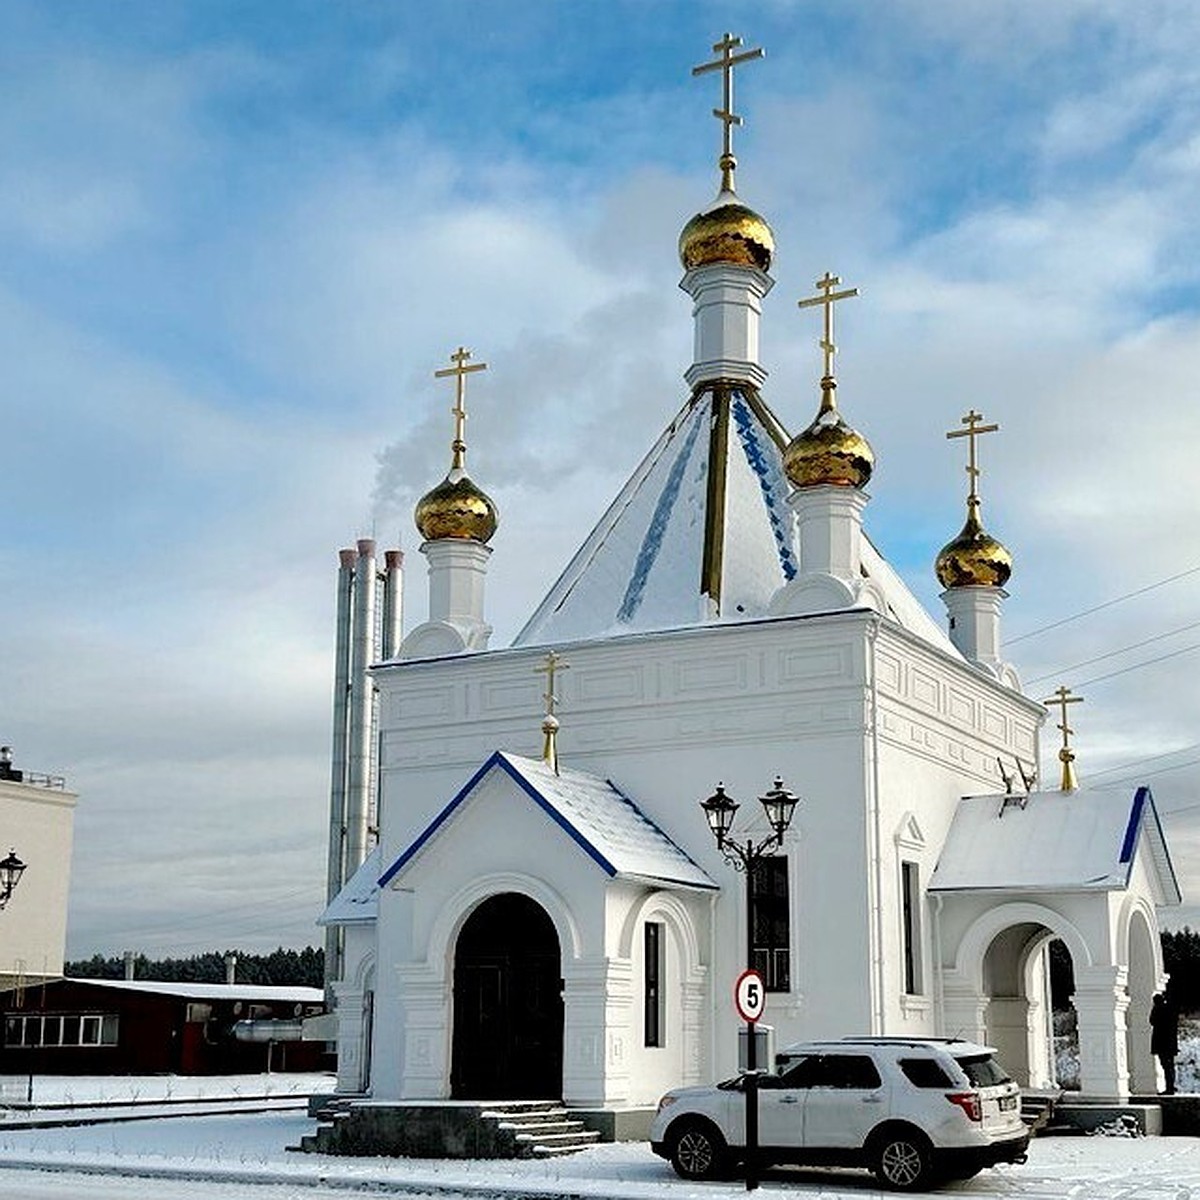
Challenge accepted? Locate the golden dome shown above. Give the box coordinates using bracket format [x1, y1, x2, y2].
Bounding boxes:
[935, 503, 1012, 589]
[414, 468, 498, 544]
[783, 409, 875, 489]
[679, 195, 774, 272]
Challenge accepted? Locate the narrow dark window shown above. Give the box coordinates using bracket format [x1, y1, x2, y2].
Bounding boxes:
[750, 855, 790, 992]
[644, 922, 663, 1046]
[901, 860, 923, 994]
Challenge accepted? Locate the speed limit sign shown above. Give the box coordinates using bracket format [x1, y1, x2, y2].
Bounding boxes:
[734, 968, 766, 1023]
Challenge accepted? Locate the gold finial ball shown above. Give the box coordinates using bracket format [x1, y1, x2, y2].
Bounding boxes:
[679, 199, 774, 272]
[783, 413, 875, 489]
[935, 513, 1012, 589]
[414, 469, 498, 544]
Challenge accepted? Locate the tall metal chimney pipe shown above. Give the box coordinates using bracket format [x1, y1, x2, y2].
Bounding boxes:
[345, 539, 378, 875]
[225, 953, 237, 986]
[325, 548, 356, 990]
[381, 549, 404, 661]
[123, 949, 135, 981]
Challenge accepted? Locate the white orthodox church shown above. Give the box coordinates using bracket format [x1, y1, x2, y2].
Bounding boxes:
[319, 36, 1181, 1123]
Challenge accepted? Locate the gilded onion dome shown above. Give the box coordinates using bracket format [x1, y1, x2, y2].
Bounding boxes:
[679, 191, 775, 272]
[415, 467, 498, 544]
[935, 499, 1012, 589]
[784, 405, 874, 489]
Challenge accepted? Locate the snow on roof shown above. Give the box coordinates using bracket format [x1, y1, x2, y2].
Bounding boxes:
[318, 846, 381, 927]
[379, 751, 716, 892]
[930, 785, 1181, 902]
[57, 979, 325, 1003]
[513, 384, 959, 657]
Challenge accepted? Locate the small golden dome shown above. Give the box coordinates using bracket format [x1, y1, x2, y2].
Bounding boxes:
[414, 468, 498, 544]
[935, 504, 1012, 589]
[783, 410, 875, 489]
[679, 195, 774, 272]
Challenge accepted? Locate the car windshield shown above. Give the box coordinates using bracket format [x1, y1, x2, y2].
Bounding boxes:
[956, 1054, 1011, 1086]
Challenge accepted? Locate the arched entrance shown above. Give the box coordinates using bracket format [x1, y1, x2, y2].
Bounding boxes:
[451, 892, 563, 1099]
[1125, 908, 1160, 1094]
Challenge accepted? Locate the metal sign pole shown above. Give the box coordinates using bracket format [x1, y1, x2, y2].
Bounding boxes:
[745, 1016, 759, 1192]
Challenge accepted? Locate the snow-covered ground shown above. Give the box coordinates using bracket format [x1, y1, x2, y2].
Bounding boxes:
[3, 1110, 1200, 1199]
[1, 1071, 1199, 1198]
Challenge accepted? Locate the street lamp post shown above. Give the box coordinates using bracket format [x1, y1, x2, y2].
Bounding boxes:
[700, 778, 800, 1192]
[0, 848, 27, 910]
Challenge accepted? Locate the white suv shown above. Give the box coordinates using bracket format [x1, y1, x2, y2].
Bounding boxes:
[649, 1037, 1029, 1191]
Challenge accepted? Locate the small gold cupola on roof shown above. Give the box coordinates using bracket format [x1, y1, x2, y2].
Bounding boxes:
[678, 33, 775, 273]
[784, 271, 875, 489]
[935, 409, 1012, 589]
[414, 346, 499, 545]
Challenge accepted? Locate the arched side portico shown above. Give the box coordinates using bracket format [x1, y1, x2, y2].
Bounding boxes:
[1121, 897, 1165, 1095]
[940, 899, 1136, 1099]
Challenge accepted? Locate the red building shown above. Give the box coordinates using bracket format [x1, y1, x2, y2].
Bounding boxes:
[0, 978, 329, 1075]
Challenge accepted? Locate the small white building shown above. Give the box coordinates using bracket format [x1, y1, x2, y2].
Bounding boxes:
[0, 748, 77, 991]
[321, 44, 1181, 1115]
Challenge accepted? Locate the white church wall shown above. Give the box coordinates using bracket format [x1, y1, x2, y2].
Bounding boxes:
[0, 778, 77, 987]
[369, 606, 1047, 1097]
[331, 925, 376, 1093]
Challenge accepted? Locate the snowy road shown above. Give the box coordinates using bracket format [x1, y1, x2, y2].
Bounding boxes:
[3, 1112, 1200, 1198]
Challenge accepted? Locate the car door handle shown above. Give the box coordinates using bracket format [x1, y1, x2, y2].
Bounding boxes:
[779, 1095, 799, 1104]
[861, 1095, 883, 1103]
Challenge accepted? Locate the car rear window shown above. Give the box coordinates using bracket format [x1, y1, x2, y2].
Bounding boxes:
[956, 1054, 1011, 1086]
[898, 1057, 955, 1088]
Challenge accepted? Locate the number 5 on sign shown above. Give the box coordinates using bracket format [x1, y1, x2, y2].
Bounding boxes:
[734, 968, 766, 1023]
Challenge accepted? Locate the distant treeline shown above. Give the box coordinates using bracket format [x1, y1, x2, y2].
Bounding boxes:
[1049, 929, 1200, 1011]
[65, 946, 324, 989]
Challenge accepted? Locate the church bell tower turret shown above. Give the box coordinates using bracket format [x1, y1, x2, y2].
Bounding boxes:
[679, 33, 774, 390]
[770, 271, 879, 616]
[401, 346, 497, 659]
[935, 408, 1014, 679]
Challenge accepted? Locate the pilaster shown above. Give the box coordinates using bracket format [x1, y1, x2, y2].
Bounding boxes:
[1073, 964, 1131, 1100]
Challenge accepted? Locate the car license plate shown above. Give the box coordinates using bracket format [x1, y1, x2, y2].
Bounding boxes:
[999, 1096, 1017, 1112]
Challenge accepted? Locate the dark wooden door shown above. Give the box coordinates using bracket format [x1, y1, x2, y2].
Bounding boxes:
[451, 893, 563, 1099]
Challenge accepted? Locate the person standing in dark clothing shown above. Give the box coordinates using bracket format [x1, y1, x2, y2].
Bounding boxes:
[1150, 992, 1179, 1094]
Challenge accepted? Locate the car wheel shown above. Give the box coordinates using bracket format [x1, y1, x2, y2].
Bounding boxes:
[669, 1120, 727, 1181]
[871, 1128, 933, 1191]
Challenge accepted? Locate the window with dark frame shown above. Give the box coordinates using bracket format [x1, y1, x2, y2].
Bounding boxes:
[901, 859, 923, 994]
[644, 921, 663, 1047]
[750, 855, 790, 992]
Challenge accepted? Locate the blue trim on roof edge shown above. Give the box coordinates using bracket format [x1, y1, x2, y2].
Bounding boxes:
[377, 752, 619, 888]
[1119, 786, 1146, 865]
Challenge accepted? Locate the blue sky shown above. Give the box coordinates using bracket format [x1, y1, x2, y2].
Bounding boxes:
[5, 1, 1200, 955]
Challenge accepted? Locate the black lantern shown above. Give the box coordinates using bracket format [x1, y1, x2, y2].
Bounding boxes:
[758, 778, 799, 843]
[0, 848, 26, 910]
[700, 783, 739, 846]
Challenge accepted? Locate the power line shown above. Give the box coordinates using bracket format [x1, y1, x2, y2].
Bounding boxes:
[1087, 742, 1200, 780]
[1008, 564, 1200, 646]
[1026, 619, 1200, 687]
[1073, 642, 1200, 691]
[1091, 756, 1200, 792]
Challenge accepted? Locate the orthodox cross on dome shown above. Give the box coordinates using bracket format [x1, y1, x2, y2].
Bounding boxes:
[434, 346, 487, 471]
[797, 271, 858, 409]
[1042, 685, 1083, 792]
[535, 651, 570, 774]
[692, 32, 764, 193]
[946, 408, 999, 506]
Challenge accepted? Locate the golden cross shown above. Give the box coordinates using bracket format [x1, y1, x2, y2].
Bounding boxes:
[1041, 685, 1083, 792]
[434, 346, 487, 470]
[797, 271, 859, 385]
[535, 650, 570, 720]
[946, 409, 999, 502]
[692, 32, 764, 191]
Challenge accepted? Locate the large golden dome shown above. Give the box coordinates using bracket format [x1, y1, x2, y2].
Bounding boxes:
[414, 468, 498, 544]
[679, 195, 774, 272]
[784, 409, 874, 489]
[935, 504, 1012, 589]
